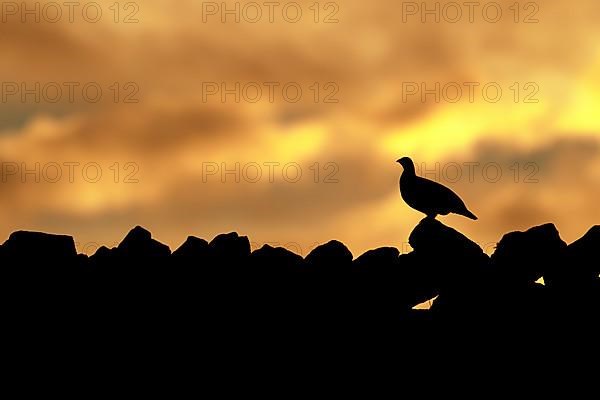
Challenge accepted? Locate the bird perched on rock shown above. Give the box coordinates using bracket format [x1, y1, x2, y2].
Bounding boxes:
[397, 157, 478, 220]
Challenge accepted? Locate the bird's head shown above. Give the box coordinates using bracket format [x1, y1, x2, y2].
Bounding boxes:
[396, 157, 416, 175]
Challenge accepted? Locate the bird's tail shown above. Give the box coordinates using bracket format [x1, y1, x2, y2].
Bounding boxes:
[462, 209, 478, 220]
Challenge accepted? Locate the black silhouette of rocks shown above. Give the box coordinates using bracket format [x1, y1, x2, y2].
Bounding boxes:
[93, 245, 113, 258]
[561, 225, 600, 285]
[353, 247, 402, 297]
[89, 245, 115, 261]
[354, 247, 400, 270]
[247, 245, 305, 316]
[410, 217, 488, 287]
[88, 245, 116, 272]
[491, 223, 566, 285]
[407, 218, 489, 316]
[250, 244, 304, 271]
[172, 236, 209, 258]
[1, 231, 77, 259]
[208, 232, 250, 260]
[116, 226, 171, 258]
[352, 247, 420, 318]
[1, 220, 598, 342]
[305, 240, 353, 271]
[409, 217, 485, 261]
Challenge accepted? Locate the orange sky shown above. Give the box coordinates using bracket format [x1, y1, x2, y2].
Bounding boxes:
[0, 0, 599, 256]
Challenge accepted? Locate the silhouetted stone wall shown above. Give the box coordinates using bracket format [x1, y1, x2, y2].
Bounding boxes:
[1, 220, 598, 336]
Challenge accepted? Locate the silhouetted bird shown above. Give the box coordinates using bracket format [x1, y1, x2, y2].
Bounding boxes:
[397, 157, 477, 220]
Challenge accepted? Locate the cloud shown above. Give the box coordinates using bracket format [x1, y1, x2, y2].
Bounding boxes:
[1, 0, 599, 254]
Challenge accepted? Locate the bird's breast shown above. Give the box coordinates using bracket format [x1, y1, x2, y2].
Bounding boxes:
[399, 176, 416, 204]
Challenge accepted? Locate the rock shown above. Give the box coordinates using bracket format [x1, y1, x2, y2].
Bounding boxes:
[92, 245, 114, 257]
[1, 231, 77, 259]
[408, 218, 488, 284]
[491, 223, 566, 285]
[352, 247, 424, 314]
[248, 245, 304, 288]
[305, 240, 353, 270]
[547, 225, 600, 288]
[172, 236, 209, 258]
[116, 226, 171, 257]
[409, 217, 485, 261]
[87, 246, 115, 272]
[250, 244, 304, 268]
[567, 225, 599, 279]
[353, 247, 400, 270]
[209, 232, 250, 260]
[407, 218, 490, 317]
[396, 252, 441, 307]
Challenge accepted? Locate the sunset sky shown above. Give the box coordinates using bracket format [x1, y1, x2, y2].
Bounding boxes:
[1, 0, 599, 256]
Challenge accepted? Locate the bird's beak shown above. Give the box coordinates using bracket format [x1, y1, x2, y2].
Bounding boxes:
[396, 159, 402, 164]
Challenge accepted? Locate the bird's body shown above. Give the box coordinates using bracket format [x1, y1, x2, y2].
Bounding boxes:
[397, 157, 477, 220]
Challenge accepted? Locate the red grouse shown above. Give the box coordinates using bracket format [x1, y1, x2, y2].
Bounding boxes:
[397, 157, 478, 220]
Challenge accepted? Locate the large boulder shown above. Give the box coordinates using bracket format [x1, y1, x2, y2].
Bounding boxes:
[565, 226, 599, 281]
[172, 236, 209, 259]
[544, 225, 600, 290]
[491, 223, 566, 285]
[305, 240, 353, 271]
[248, 245, 305, 301]
[407, 218, 490, 317]
[409, 218, 485, 261]
[250, 244, 304, 271]
[1, 231, 77, 259]
[209, 232, 251, 260]
[90, 245, 115, 260]
[0, 231, 81, 294]
[352, 247, 420, 314]
[116, 226, 171, 258]
[408, 218, 488, 284]
[353, 247, 400, 271]
[397, 252, 442, 309]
